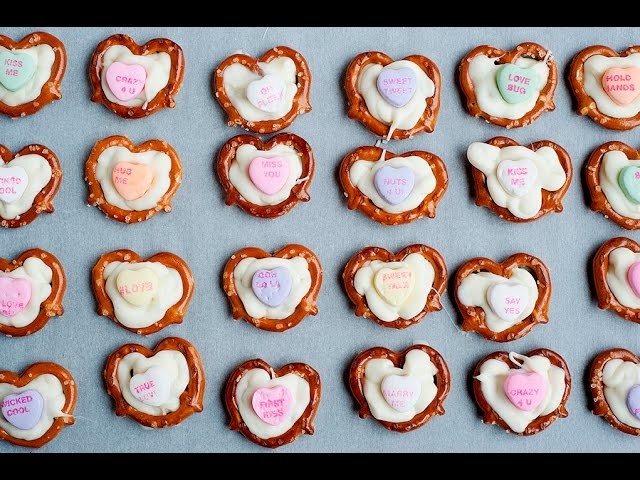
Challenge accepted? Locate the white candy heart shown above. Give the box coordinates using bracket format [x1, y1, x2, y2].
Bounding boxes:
[129, 366, 171, 407]
[374, 267, 415, 306]
[0, 166, 28, 204]
[496, 158, 538, 197]
[381, 374, 421, 412]
[246, 74, 286, 113]
[487, 282, 530, 324]
[116, 268, 159, 307]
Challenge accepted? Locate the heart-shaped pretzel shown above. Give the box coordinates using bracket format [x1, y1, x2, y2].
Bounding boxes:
[345, 52, 441, 139]
[349, 344, 450, 432]
[459, 43, 557, 128]
[0, 248, 65, 337]
[454, 253, 551, 342]
[213, 46, 311, 134]
[85, 135, 182, 224]
[103, 337, 205, 428]
[590, 348, 640, 436]
[0, 32, 66, 118]
[569, 46, 640, 130]
[473, 348, 570, 436]
[342, 244, 447, 329]
[92, 249, 194, 335]
[222, 245, 322, 332]
[586, 141, 640, 229]
[0, 144, 62, 229]
[217, 133, 314, 218]
[0, 362, 76, 448]
[339, 146, 447, 225]
[225, 358, 320, 449]
[592, 236, 640, 323]
[469, 137, 572, 223]
[89, 34, 184, 119]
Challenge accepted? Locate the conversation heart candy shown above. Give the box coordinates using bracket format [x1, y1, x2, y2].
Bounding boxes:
[0, 51, 36, 91]
[496, 64, 538, 104]
[1, 390, 44, 430]
[251, 385, 293, 426]
[105, 62, 147, 101]
[373, 165, 415, 205]
[376, 67, 417, 108]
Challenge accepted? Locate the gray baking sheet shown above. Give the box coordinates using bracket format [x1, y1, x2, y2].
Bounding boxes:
[0, 26, 638, 453]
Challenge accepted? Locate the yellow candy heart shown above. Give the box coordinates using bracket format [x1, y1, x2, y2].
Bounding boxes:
[374, 267, 415, 306]
[116, 268, 159, 307]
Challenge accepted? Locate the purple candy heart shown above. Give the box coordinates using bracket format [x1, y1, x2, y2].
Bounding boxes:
[1, 389, 44, 430]
[251, 267, 292, 308]
[376, 67, 417, 108]
[627, 384, 640, 419]
[374, 165, 415, 205]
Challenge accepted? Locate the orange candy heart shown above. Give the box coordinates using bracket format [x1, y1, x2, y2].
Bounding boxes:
[112, 162, 153, 201]
[602, 67, 640, 105]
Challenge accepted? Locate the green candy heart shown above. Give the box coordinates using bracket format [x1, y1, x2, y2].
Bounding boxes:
[496, 64, 538, 104]
[0, 51, 36, 92]
[618, 166, 640, 204]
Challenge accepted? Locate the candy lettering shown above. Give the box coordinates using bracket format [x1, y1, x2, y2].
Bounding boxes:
[246, 74, 286, 113]
[503, 371, 547, 412]
[374, 267, 415, 306]
[381, 374, 421, 413]
[129, 367, 171, 407]
[0, 166, 28, 204]
[602, 67, 640, 105]
[111, 162, 153, 201]
[0, 277, 31, 317]
[248, 156, 290, 195]
[496, 159, 538, 198]
[626, 384, 640, 419]
[115, 268, 159, 307]
[373, 165, 415, 205]
[0, 51, 36, 92]
[251, 386, 293, 426]
[105, 62, 147, 102]
[376, 67, 417, 108]
[1, 390, 44, 430]
[487, 282, 529, 324]
[496, 64, 538, 104]
[251, 267, 292, 307]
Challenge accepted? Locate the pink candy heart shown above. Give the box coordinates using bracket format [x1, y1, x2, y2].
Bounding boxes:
[602, 67, 640, 106]
[251, 385, 293, 426]
[248, 156, 290, 195]
[627, 261, 640, 298]
[503, 371, 547, 412]
[112, 162, 154, 201]
[376, 67, 417, 108]
[105, 62, 147, 102]
[0, 277, 31, 317]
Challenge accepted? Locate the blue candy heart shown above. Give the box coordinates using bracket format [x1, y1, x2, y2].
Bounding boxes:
[0, 51, 36, 92]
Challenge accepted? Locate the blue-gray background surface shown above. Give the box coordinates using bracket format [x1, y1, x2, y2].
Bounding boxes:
[0, 26, 637, 453]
